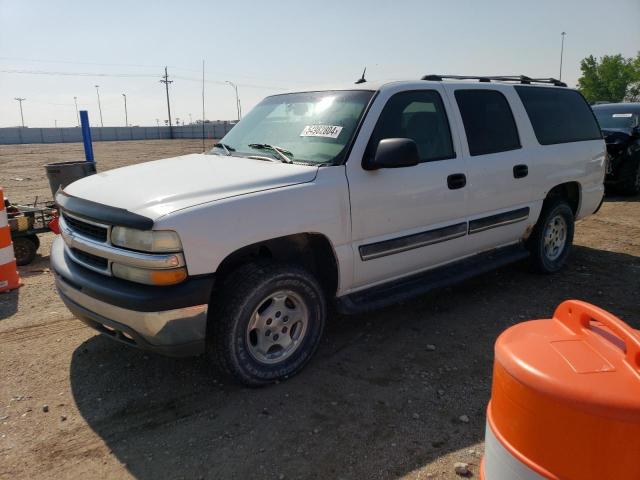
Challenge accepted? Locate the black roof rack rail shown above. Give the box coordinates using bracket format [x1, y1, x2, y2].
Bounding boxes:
[421, 74, 567, 87]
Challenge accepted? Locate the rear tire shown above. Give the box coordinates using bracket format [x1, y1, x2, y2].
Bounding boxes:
[207, 261, 326, 387]
[527, 199, 574, 273]
[13, 236, 37, 266]
[617, 158, 640, 196]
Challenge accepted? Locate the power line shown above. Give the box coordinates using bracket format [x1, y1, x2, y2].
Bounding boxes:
[173, 74, 285, 90]
[0, 56, 169, 69]
[0, 68, 159, 79]
[0, 56, 317, 86]
[1, 68, 288, 89]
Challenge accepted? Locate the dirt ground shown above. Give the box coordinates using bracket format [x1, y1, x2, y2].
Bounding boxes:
[1, 140, 639, 480]
[0, 140, 218, 205]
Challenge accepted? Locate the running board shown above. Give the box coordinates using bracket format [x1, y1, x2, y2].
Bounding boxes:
[336, 245, 529, 315]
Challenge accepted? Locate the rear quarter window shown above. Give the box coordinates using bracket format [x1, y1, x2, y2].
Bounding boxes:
[515, 86, 602, 145]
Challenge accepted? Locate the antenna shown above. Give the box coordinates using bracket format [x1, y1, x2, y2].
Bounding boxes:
[355, 67, 367, 84]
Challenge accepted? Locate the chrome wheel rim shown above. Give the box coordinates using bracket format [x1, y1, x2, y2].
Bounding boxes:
[543, 214, 567, 261]
[246, 290, 309, 365]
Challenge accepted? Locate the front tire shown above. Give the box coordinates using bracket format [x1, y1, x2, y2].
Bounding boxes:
[527, 199, 574, 273]
[207, 262, 326, 386]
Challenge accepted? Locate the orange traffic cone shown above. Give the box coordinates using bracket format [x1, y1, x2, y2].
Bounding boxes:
[0, 187, 22, 293]
[481, 300, 640, 479]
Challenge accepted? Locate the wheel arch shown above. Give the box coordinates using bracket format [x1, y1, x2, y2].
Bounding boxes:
[543, 181, 581, 216]
[215, 232, 340, 297]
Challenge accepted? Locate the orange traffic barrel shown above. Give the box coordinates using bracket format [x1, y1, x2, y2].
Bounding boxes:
[0, 187, 22, 293]
[481, 300, 640, 480]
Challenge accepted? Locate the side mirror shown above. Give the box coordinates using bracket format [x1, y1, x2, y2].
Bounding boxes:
[632, 126, 640, 138]
[365, 138, 420, 170]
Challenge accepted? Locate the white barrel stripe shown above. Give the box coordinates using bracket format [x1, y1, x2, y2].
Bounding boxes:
[0, 210, 7, 228]
[0, 244, 16, 265]
[483, 422, 546, 480]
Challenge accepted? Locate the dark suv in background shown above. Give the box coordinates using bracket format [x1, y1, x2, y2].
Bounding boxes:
[592, 103, 640, 195]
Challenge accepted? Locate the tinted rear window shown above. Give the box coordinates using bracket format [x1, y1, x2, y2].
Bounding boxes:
[515, 87, 601, 145]
[454, 90, 521, 156]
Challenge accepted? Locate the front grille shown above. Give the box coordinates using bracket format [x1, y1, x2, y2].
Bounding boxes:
[71, 248, 109, 270]
[63, 213, 108, 242]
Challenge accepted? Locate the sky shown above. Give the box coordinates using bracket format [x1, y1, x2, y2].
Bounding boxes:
[1, 0, 639, 128]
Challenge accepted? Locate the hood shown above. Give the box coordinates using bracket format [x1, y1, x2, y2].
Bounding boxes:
[64, 153, 318, 219]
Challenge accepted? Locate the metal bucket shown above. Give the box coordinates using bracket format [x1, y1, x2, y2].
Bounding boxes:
[44, 161, 96, 197]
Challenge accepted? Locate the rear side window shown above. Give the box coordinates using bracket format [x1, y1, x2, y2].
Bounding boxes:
[515, 86, 602, 145]
[454, 90, 521, 156]
[368, 90, 455, 163]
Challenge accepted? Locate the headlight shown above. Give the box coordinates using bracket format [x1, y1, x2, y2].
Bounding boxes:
[111, 227, 182, 252]
[112, 263, 187, 286]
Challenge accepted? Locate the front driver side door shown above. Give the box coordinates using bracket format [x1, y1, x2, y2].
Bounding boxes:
[346, 86, 469, 290]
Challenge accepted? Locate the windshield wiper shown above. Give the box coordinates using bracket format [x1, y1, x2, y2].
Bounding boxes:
[248, 143, 293, 163]
[213, 143, 235, 155]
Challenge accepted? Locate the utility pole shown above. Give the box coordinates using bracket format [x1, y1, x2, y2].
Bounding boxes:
[160, 67, 174, 139]
[94, 85, 104, 127]
[559, 31, 567, 81]
[225, 80, 241, 121]
[122, 93, 128, 126]
[202, 59, 206, 152]
[14, 97, 26, 127]
[74, 96, 80, 126]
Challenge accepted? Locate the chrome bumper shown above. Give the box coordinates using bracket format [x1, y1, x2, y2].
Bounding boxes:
[55, 272, 208, 356]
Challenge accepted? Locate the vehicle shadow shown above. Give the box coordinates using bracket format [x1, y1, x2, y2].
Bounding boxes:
[69, 245, 639, 479]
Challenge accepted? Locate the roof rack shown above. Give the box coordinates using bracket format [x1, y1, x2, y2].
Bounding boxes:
[421, 74, 567, 87]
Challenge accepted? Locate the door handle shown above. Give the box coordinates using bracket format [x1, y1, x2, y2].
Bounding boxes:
[513, 164, 528, 179]
[447, 173, 467, 190]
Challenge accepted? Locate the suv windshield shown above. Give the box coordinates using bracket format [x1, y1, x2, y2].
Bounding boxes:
[593, 108, 639, 129]
[209, 90, 374, 164]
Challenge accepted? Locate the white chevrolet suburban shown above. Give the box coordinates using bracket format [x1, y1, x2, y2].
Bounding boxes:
[52, 75, 606, 385]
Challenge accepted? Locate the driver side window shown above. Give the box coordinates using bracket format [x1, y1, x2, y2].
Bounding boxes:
[367, 90, 455, 163]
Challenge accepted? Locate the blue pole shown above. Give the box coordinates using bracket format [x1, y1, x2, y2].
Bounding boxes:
[80, 110, 94, 162]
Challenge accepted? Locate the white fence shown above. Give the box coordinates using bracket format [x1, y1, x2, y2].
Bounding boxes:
[0, 122, 235, 145]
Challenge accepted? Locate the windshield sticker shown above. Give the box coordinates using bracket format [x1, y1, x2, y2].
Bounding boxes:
[612, 113, 633, 118]
[300, 125, 343, 139]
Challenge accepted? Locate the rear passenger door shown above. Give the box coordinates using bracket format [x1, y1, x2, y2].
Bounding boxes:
[446, 86, 536, 253]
